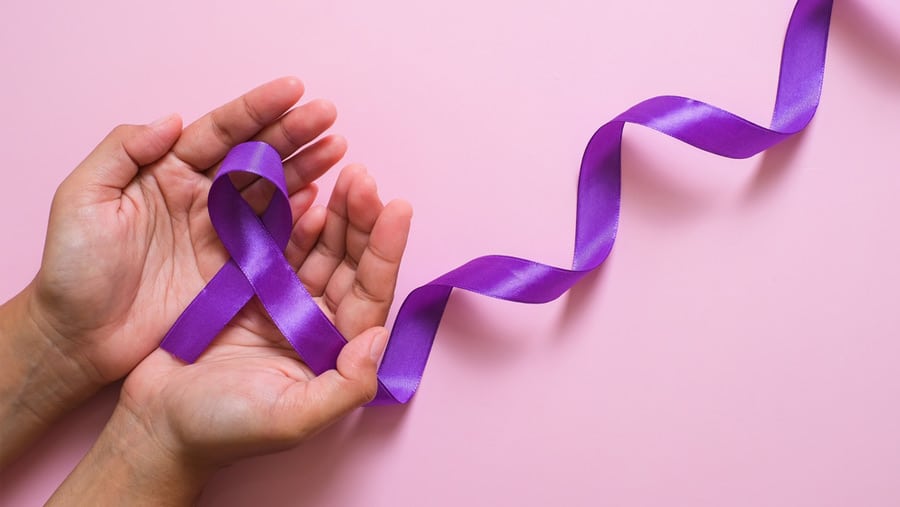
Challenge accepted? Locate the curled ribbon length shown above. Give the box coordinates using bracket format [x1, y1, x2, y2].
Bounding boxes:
[161, 0, 834, 405]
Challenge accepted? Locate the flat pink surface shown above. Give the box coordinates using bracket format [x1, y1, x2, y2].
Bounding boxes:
[2, 0, 899, 505]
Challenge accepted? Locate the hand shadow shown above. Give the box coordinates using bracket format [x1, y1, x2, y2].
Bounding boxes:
[199, 403, 411, 507]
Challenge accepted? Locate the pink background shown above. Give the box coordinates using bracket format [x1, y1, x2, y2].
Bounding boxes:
[2, 0, 899, 505]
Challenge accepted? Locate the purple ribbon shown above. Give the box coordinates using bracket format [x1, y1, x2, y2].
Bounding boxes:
[161, 0, 834, 405]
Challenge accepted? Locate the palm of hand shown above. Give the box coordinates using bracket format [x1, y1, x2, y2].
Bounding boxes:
[39, 155, 217, 382]
[123, 330, 324, 464]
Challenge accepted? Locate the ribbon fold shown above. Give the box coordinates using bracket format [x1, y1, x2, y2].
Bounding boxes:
[161, 0, 834, 405]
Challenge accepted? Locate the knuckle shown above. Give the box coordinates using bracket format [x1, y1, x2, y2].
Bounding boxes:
[209, 110, 237, 146]
[351, 279, 391, 307]
[242, 96, 265, 127]
[109, 123, 134, 139]
[357, 376, 378, 404]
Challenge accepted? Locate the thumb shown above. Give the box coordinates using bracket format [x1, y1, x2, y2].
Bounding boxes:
[290, 327, 388, 434]
[334, 325, 388, 399]
[72, 113, 182, 192]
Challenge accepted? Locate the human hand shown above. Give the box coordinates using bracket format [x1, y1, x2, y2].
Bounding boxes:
[33, 77, 347, 387]
[47, 167, 413, 505]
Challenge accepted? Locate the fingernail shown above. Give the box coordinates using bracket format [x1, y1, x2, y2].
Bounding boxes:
[369, 328, 388, 363]
[149, 113, 176, 128]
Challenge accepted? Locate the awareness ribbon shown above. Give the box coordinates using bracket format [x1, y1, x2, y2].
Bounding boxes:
[161, 0, 834, 404]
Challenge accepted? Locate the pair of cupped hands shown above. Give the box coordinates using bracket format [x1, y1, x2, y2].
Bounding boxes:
[1, 77, 412, 501]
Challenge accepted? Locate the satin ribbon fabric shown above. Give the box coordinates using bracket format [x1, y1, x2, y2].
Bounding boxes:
[161, 0, 834, 405]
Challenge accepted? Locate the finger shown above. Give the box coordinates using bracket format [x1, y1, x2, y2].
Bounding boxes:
[334, 199, 413, 339]
[320, 172, 383, 315]
[230, 101, 341, 193]
[172, 77, 304, 172]
[344, 172, 383, 265]
[282, 134, 347, 194]
[69, 114, 182, 200]
[285, 204, 327, 271]
[239, 134, 346, 213]
[296, 164, 366, 296]
[353, 199, 413, 303]
[289, 183, 319, 226]
[277, 326, 387, 439]
[256, 99, 337, 160]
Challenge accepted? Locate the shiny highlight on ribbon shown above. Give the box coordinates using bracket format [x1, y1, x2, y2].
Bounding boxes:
[161, 0, 834, 404]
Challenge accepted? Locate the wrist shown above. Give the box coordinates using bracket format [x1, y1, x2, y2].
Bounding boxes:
[47, 402, 214, 506]
[25, 278, 110, 388]
[0, 284, 104, 465]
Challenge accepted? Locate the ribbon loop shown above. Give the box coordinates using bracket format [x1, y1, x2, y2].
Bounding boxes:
[163, 142, 349, 375]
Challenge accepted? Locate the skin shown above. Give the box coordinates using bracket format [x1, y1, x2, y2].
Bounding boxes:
[0, 77, 412, 504]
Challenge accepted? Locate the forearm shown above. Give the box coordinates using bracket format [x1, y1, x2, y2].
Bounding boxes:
[47, 403, 212, 507]
[0, 284, 101, 466]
